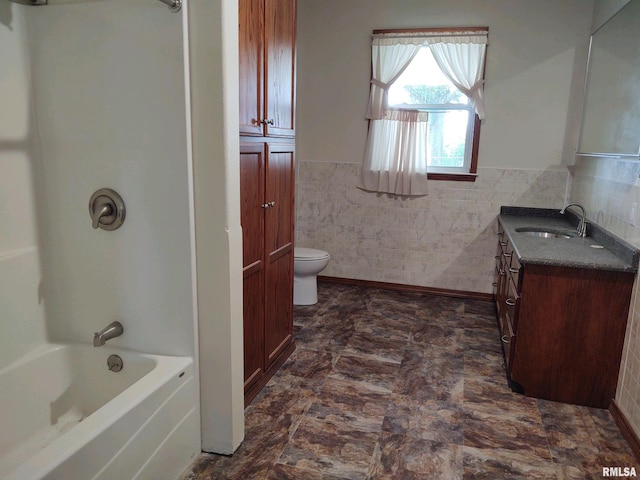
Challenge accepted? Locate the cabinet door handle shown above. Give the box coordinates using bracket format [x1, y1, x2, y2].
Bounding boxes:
[491, 282, 498, 287]
[501, 335, 510, 344]
[499, 241, 507, 247]
[509, 267, 519, 273]
[505, 298, 516, 306]
[499, 269, 505, 276]
[261, 201, 276, 208]
[503, 253, 512, 258]
[261, 118, 275, 125]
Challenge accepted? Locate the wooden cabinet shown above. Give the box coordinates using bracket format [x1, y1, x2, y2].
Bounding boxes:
[493, 225, 518, 370]
[494, 219, 635, 408]
[240, 142, 295, 405]
[240, 0, 297, 405]
[239, 0, 296, 138]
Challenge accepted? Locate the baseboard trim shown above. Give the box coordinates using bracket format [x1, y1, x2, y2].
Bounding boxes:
[610, 399, 640, 462]
[318, 276, 493, 302]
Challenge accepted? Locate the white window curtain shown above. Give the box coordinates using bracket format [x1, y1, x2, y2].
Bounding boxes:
[366, 40, 422, 120]
[359, 30, 488, 196]
[362, 109, 429, 196]
[429, 41, 487, 119]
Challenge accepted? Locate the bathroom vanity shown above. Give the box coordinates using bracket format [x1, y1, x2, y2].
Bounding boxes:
[494, 207, 639, 409]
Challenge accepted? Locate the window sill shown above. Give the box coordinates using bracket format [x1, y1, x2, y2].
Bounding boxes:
[428, 172, 477, 182]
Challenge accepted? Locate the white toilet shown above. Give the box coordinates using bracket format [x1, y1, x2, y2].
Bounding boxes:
[293, 247, 331, 305]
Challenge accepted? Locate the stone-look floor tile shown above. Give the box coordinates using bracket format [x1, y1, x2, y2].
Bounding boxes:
[278, 346, 336, 382]
[464, 351, 506, 387]
[371, 433, 463, 479]
[463, 326, 503, 354]
[544, 429, 603, 472]
[395, 347, 464, 404]
[464, 298, 498, 317]
[416, 294, 466, 316]
[329, 352, 400, 392]
[463, 445, 586, 479]
[248, 372, 315, 417]
[539, 400, 637, 467]
[368, 291, 421, 315]
[464, 375, 537, 414]
[267, 463, 353, 480]
[410, 322, 464, 348]
[463, 402, 551, 458]
[276, 404, 379, 480]
[382, 395, 464, 445]
[343, 330, 406, 364]
[313, 377, 391, 421]
[458, 311, 498, 329]
[294, 321, 354, 351]
[586, 407, 637, 463]
[352, 313, 412, 342]
[181, 283, 638, 480]
[186, 410, 299, 480]
[412, 308, 463, 328]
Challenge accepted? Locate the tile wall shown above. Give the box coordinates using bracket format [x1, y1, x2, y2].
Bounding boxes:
[571, 156, 640, 433]
[295, 161, 569, 295]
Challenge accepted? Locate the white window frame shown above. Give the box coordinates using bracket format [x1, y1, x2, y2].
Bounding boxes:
[364, 27, 488, 187]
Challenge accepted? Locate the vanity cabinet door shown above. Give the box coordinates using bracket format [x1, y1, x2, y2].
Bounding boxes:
[510, 264, 634, 408]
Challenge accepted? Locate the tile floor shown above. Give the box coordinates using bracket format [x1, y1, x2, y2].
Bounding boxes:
[180, 282, 638, 479]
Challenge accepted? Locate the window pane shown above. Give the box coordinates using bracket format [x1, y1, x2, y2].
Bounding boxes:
[388, 48, 468, 106]
[427, 110, 468, 168]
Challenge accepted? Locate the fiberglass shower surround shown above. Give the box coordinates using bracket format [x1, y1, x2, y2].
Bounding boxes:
[8, 0, 182, 12]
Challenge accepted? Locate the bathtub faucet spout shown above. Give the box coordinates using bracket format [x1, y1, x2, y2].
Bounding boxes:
[93, 321, 124, 347]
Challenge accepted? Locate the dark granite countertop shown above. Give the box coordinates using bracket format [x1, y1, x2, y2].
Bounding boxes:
[499, 206, 640, 273]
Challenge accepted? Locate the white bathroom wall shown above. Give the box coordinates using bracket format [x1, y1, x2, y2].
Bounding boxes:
[297, 0, 594, 171]
[22, 0, 195, 356]
[592, 0, 631, 29]
[570, 0, 640, 450]
[0, 5, 48, 370]
[296, 0, 593, 294]
[187, 0, 245, 454]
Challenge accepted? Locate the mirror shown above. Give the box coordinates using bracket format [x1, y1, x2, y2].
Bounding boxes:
[577, 0, 640, 157]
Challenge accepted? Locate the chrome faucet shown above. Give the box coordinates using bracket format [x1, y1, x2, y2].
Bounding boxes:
[560, 203, 587, 237]
[93, 321, 124, 347]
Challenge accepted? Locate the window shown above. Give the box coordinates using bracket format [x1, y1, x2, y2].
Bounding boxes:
[387, 48, 476, 175]
[359, 28, 488, 196]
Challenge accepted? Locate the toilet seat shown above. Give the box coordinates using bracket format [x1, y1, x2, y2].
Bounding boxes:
[294, 247, 330, 261]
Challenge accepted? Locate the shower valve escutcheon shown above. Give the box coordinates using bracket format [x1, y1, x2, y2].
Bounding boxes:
[89, 188, 125, 231]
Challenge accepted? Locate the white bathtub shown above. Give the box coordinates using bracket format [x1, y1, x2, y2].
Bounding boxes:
[0, 343, 199, 480]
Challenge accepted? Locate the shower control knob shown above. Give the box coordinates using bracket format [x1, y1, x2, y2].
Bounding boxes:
[89, 188, 126, 231]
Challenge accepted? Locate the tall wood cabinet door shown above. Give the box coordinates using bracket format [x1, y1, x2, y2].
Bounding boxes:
[264, 0, 296, 137]
[264, 143, 294, 365]
[240, 143, 266, 390]
[239, 0, 264, 136]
